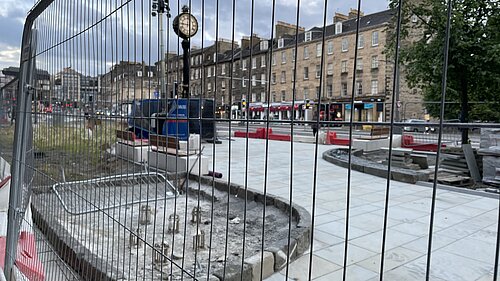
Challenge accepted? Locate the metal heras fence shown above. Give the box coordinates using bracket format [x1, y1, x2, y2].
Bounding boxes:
[3, 0, 500, 281]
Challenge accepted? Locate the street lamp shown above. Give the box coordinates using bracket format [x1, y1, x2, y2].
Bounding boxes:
[173, 5, 198, 98]
[151, 0, 171, 99]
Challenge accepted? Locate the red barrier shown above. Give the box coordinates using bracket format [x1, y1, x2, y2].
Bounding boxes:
[0, 232, 45, 281]
[268, 134, 291, 141]
[401, 134, 445, 152]
[326, 131, 350, 146]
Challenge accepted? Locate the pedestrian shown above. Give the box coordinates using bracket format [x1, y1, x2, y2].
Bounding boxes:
[311, 112, 318, 137]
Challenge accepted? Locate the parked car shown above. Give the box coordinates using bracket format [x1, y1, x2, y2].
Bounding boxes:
[403, 119, 434, 133]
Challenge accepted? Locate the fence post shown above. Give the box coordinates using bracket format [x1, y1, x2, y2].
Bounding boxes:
[4, 27, 36, 281]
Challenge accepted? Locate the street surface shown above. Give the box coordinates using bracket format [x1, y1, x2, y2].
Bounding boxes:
[203, 138, 498, 280]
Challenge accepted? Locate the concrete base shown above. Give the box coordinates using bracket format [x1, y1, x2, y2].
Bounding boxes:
[115, 142, 151, 163]
[147, 151, 209, 176]
[353, 135, 402, 152]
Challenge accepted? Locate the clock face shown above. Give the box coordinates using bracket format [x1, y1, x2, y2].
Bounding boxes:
[178, 13, 198, 38]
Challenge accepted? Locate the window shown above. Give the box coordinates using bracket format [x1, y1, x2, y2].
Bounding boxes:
[315, 65, 321, 78]
[303, 88, 309, 99]
[207, 82, 212, 91]
[252, 75, 257, 86]
[191, 57, 194, 65]
[261, 56, 266, 67]
[281, 91, 286, 101]
[341, 60, 348, 73]
[327, 84, 333, 97]
[207, 67, 212, 77]
[371, 80, 378, 95]
[222, 80, 226, 89]
[137, 71, 143, 77]
[221, 94, 225, 105]
[356, 81, 363, 95]
[261, 73, 266, 85]
[315, 87, 320, 99]
[272, 54, 276, 65]
[213, 53, 217, 63]
[278, 38, 284, 48]
[341, 83, 348, 96]
[358, 34, 364, 49]
[281, 51, 286, 64]
[233, 62, 237, 72]
[242, 59, 247, 70]
[260, 40, 269, 50]
[281, 71, 286, 83]
[371, 55, 379, 69]
[303, 47, 309, 59]
[292, 48, 296, 61]
[252, 57, 257, 69]
[272, 93, 277, 102]
[341, 38, 348, 52]
[242, 78, 246, 87]
[196, 69, 200, 79]
[327, 41, 333, 54]
[372, 31, 379, 46]
[316, 43, 322, 57]
[303, 67, 309, 79]
[305, 31, 312, 42]
[260, 92, 265, 102]
[221, 64, 226, 74]
[356, 58, 363, 70]
[252, 93, 256, 102]
[271, 73, 276, 84]
[327, 63, 333, 75]
[291, 69, 296, 82]
[335, 22, 342, 34]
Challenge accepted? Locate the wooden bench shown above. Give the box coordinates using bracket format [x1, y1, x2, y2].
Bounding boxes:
[149, 134, 195, 156]
[359, 127, 390, 140]
[116, 130, 148, 146]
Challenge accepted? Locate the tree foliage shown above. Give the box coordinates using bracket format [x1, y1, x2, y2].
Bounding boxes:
[389, 0, 500, 122]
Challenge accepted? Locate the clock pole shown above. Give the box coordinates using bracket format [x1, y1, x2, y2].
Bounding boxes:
[182, 39, 190, 99]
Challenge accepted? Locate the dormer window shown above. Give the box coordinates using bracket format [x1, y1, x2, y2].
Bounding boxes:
[305, 31, 312, 42]
[260, 40, 269, 50]
[278, 38, 284, 48]
[213, 53, 217, 63]
[335, 22, 343, 34]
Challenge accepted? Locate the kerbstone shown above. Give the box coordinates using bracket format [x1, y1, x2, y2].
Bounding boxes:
[245, 251, 275, 281]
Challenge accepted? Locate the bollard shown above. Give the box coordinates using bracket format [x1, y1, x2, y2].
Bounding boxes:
[154, 241, 170, 264]
[192, 229, 205, 250]
[191, 206, 201, 223]
[129, 227, 142, 248]
[139, 205, 153, 225]
[168, 214, 180, 233]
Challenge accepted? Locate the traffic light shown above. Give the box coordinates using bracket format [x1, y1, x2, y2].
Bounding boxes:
[305, 99, 310, 109]
[241, 98, 246, 110]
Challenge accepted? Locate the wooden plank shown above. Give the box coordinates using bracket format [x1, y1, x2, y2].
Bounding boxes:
[463, 143, 481, 183]
[116, 130, 136, 141]
[149, 134, 178, 149]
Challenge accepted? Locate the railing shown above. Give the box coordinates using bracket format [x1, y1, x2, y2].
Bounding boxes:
[2, 0, 500, 280]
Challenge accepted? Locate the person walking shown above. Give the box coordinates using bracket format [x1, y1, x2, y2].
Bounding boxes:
[311, 112, 318, 137]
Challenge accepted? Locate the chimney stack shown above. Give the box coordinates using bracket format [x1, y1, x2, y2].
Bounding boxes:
[240, 34, 261, 50]
[275, 21, 305, 39]
[333, 12, 348, 23]
[348, 9, 364, 19]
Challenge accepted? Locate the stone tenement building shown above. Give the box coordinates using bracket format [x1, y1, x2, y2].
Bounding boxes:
[164, 8, 424, 121]
[100, 61, 158, 107]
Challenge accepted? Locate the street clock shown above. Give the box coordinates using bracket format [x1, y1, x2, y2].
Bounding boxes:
[173, 6, 198, 39]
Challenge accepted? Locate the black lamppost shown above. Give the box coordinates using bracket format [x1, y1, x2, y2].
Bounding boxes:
[173, 5, 198, 98]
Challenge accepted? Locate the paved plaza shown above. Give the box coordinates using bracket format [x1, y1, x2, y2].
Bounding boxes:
[204, 138, 499, 281]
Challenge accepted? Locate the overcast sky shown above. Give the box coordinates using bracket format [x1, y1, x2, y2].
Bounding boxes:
[0, 0, 390, 74]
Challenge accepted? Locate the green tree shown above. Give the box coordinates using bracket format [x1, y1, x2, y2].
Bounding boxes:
[389, 0, 500, 143]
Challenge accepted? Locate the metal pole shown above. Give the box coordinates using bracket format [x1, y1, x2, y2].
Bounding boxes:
[182, 39, 190, 98]
[5, 27, 35, 280]
[159, 13, 167, 98]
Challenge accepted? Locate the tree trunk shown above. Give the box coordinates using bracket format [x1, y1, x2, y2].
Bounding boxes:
[460, 77, 469, 144]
